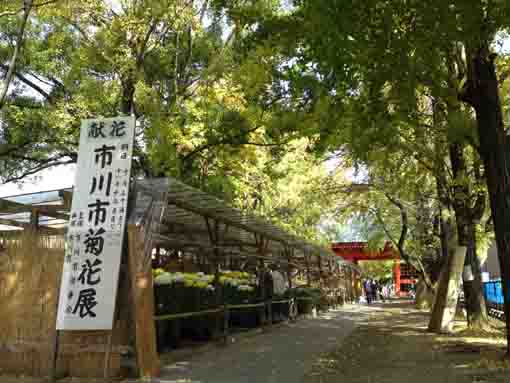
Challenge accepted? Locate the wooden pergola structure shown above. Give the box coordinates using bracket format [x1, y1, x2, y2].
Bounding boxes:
[0, 188, 72, 234]
[1, 177, 356, 379]
[129, 178, 357, 377]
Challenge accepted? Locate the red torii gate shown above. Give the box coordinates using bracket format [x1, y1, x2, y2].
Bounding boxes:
[331, 242, 416, 296]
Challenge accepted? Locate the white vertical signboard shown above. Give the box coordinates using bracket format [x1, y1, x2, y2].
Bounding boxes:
[56, 116, 135, 330]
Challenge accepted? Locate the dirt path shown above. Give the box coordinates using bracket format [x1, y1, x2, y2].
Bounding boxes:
[159, 306, 364, 383]
[4, 301, 509, 383]
[305, 301, 509, 383]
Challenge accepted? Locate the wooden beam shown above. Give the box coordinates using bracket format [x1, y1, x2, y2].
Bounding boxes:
[33, 205, 69, 220]
[0, 217, 28, 228]
[60, 190, 73, 209]
[0, 217, 62, 233]
[0, 197, 69, 220]
[30, 208, 39, 229]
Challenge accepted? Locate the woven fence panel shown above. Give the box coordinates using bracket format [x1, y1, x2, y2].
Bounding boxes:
[0, 233, 131, 379]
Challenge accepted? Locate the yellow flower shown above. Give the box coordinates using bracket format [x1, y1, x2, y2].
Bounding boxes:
[194, 281, 208, 289]
[153, 268, 165, 277]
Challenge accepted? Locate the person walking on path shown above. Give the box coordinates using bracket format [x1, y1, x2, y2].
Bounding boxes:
[363, 279, 372, 305]
[370, 280, 378, 302]
[377, 282, 385, 302]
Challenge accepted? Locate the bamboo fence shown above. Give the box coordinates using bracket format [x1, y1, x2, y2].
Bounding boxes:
[0, 232, 132, 379]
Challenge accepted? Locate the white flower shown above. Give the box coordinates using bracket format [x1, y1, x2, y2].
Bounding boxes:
[206, 285, 215, 291]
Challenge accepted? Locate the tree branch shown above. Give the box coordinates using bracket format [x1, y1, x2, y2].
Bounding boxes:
[0, 10, 18, 18]
[182, 125, 265, 161]
[199, 0, 209, 23]
[137, 19, 157, 67]
[1, 156, 75, 184]
[0, 140, 33, 158]
[379, 193, 433, 287]
[33, 0, 58, 7]
[0, 0, 33, 110]
[0, 64, 52, 101]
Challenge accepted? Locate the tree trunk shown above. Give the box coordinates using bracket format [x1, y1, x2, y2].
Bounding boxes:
[460, 47, 510, 354]
[416, 277, 435, 310]
[121, 77, 135, 115]
[463, 221, 489, 328]
[428, 246, 467, 333]
[448, 143, 490, 329]
[434, 163, 451, 277]
[381, 193, 433, 288]
[437, 211, 450, 277]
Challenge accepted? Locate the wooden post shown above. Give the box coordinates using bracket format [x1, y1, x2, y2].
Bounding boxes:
[318, 255, 323, 288]
[104, 259, 124, 380]
[213, 256, 222, 340]
[393, 261, 401, 296]
[50, 278, 63, 383]
[30, 208, 39, 230]
[50, 330, 60, 383]
[205, 219, 227, 341]
[305, 252, 311, 286]
[267, 298, 273, 325]
[349, 268, 355, 302]
[286, 250, 293, 289]
[127, 225, 160, 379]
[223, 303, 230, 344]
[103, 332, 114, 379]
[286, 248, 296, 321]
[254, 234, 271, 327]
[256, 258, 265, 325]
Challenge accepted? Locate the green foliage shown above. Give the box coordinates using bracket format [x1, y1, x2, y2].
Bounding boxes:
[0, 0, 344, 246]
[0, 0, 504, 266]
[358, 260, 394, 281]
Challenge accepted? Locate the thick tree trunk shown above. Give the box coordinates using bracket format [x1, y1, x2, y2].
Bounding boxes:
[460, 47, 510, 353]
[428, 246, 467, 333]
[416, 277, 435, 310]
[461, 221, 489, 328]
[448, 143, 490, 329]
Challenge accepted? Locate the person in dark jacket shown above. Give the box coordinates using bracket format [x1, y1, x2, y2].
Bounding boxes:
[363, 279, 372, 304]
[370, 280, 378, 302]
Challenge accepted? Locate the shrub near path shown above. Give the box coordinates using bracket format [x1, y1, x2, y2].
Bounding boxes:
[305, 301, 509, 383]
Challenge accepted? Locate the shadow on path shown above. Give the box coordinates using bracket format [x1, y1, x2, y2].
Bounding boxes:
[305, 300, 509, 383]
[158, 305, 367, 383]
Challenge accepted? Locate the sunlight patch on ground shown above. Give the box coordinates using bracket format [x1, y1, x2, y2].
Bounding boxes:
[473, 353, 510, 372]
[433, 334, 506, 347]
[153, 380, 197, 383]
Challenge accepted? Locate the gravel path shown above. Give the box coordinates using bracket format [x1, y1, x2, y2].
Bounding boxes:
[158, 305, 365, 383]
